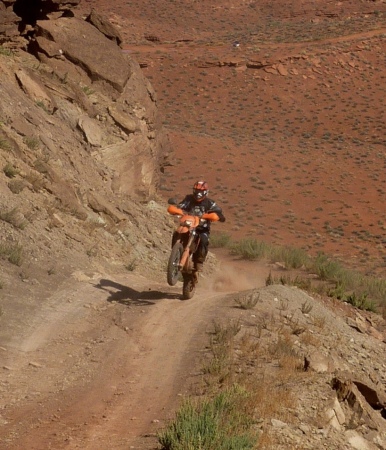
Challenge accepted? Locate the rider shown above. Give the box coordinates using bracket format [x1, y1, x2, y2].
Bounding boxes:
[173, 181, 226, 273]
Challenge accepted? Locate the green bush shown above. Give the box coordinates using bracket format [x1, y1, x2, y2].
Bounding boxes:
[224, 237, 386, 310]
[0, 46, 13, 56]
[158, 385, 258, 450]
[3, 163, 19, 178]
[345, 292, 377, 312]
[0, 208, 27, 229]
[210, 232, 231, 248]
[312, 252, 343, 281]
[0, 138, 12, 152]
[0, 242, 23, 266]
[24, 136, 40, 150]
[273, 245, 311, 270]
[230, 238, 269, 260]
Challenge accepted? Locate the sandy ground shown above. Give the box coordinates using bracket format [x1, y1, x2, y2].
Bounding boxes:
[0, 252, 268, 449]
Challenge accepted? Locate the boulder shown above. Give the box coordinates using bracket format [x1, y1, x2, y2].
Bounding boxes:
[87, 191, 127, 223]
[98, 136, 158, 197]
[108, 105, 139, 135]
[246, 59, 270, 69]
[78, 115, 104, 147]
[86, 9, 122, 46]
[15, 68, 57, 114]
[34, 18, 131, 93]
[332, 374, 386, 431]
[345, 431, 378, 450]
[0, 6, 20, 42]
[304, 350, 335, 373]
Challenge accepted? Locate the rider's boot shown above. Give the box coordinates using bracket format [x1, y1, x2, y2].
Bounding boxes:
[195, 262, 203, 272]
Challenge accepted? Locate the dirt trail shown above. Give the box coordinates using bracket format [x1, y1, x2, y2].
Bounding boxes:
[0, 254, 268, 449]
[123, 27, 386, 57]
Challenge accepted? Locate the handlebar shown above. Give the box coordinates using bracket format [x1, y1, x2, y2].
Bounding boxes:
[167, 205, 184, 216]
[167, 205, 220, 222]
[202, 212, 220, 222]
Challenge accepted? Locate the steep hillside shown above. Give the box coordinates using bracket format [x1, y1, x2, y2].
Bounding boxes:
[0, 0, 175, 341]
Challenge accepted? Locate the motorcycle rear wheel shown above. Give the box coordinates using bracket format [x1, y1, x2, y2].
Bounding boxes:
[182, 273, 196, 300]
[167, 242, 183, 286]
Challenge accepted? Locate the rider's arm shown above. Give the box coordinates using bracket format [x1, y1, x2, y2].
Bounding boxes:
[208, 201, 226, 222]
[178, 195, 192, 211]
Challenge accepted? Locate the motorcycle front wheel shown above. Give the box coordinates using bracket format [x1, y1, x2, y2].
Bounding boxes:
[167, 242, 183, 286]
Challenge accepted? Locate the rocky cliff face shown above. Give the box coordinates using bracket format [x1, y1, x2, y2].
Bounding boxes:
[0, 0, 173, 287]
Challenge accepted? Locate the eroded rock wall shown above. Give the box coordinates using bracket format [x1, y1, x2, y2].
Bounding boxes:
[0, 0, 173, 281]
[0, 0, 171, 201]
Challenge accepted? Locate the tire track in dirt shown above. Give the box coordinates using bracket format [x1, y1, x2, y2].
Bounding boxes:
[1, 260, 267, 449]
[80, 288, 225, 449]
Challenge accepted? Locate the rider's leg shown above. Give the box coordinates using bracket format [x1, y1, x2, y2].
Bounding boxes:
[193, 232, 209, 271]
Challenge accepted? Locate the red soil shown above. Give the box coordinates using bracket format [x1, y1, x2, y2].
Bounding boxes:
[79, 0, 386, 275]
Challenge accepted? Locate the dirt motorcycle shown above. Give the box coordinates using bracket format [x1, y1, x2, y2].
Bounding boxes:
[166, 200, 220, 300]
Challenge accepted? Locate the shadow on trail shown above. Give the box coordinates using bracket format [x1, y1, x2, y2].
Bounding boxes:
[95, 279, 181, 306]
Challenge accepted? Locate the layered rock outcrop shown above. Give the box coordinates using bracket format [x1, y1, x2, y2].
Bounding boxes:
[0, 0, 171, 202]
[0, 0, 172, 281]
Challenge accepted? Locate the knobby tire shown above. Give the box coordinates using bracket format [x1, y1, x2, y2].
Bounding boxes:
[182, 273, 196, 300]
[167, 242, 183, 286]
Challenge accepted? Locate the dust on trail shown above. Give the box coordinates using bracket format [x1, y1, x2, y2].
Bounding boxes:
[207, 248, 269, 293]
[0, 255, 268, 450]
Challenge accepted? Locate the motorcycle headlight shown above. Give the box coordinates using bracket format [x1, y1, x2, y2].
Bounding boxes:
[183, 219, 193, 227]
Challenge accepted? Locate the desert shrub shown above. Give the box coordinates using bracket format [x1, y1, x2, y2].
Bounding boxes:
[210, 232, 231, 248]
[312, 252, 343, 281]
[126, 259, 137, 271]
[272, 245, 311, 270]
[362, 278, 386, 306]
[277, 274, 312, 290]
[0, 138, 12, 152]
[82, 85, 94, 96]
[33, 158, 49, 174]
[25, 171, 45, 191]
[345, 292, 377, 312]
[269, 334, 304, 371]
[230, 237, 310, 270]
[211, 319, 241, 343]
[0, 208, 27, 229]
[300, 301, 313, 314]
[8, 245, 23, 265]
[203, 319, 240, 377]
[235, 291, 260, 309]
[230, 238, 269, 260]
[3, 163, 19, 178]
[0, 242, 23, 266]
[0, 46, 13, 56]
[265, 271, 274, 286]
[225, 237, 386, 309]
[324, 273, 386, 311]
[24, 136, 40, 150]
[158, 385, 258, 450]
[328, 282, 347, 300]
[36, 101, 49, 113]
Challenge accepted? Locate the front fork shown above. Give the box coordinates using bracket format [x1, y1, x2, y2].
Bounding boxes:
[179, 231, 198, 273]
